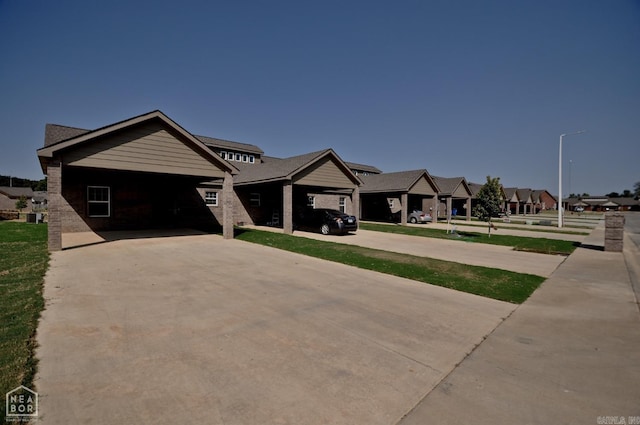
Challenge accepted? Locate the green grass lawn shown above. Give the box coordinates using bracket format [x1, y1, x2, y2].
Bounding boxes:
[360, 222, 578, 255]
[444, 220, 590, 235]
[236, 228, 545, 304]
[0, 222, 48, 420]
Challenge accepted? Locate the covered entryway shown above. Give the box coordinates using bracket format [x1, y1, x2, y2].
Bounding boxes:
[37, 111, 237, 251]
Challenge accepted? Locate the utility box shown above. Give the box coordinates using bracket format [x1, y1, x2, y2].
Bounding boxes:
[604, 212, 625, 252]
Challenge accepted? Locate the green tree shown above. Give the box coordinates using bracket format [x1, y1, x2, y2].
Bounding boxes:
[15, 196, 28, 211]
[634, 181, 640, 199]
[472, 176, 502, 237]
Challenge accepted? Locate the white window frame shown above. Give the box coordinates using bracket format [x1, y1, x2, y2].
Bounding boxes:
[220, 151, 227, 160]
[242, 154, 249, 163]
[307, 196, 315, 208]
[227, 152, 234, 161]
[205, 191, 218, 206]
[87, 186, 110, 217]
[235, 153, 242, 161]
[249, 155, 255, 164]
[339, 197, 346, 213]
[250, 193, 261, 207]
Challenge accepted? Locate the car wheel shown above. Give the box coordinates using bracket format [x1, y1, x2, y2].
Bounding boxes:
[320, 224, 330, 235]
[409, 217, 417, 224]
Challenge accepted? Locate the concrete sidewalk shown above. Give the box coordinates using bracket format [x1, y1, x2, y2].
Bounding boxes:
[397, 219, 640, 424]
[426, 221, 587, 242]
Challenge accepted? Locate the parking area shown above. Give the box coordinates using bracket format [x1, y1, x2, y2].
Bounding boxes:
[37, 233, 515, 425]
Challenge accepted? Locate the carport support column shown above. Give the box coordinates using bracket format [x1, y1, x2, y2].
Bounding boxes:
[432, 197, 439, 223]
[47, 161, 62, 251]
[466, 197, 471, 221]
[352, 186, 360, 219]
[446, 197, 452, 222]
[222, 171, 234, 240]
[283, 181, 293, 234]
[400, 193, 408, 225]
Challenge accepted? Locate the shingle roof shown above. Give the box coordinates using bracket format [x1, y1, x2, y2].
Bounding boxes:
[44, 124, 90, 147]
[0, 186, 34, 198]
[234, 149, 359, 185]
[431, 176, 469, 197]
[196, 135, 264, 155]
[503, 187, 518, 200]
[468, 182, 484, 197]
[344, 161, 382, 174]
[516, 188, 533, 203]
[359, 169, 436, 193]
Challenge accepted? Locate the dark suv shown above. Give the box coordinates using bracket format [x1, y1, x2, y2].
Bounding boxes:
[295, 208, 358, 235]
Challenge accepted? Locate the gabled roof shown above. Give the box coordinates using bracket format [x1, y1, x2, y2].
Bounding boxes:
[196, 134, 264, 155]
[516, 188, 533, 203]
[344, 161, 382, 174]
[531, 189, 556, 203]
[0, 186, 33, 198]
[468, 182, 484, 197]
[359, 169, 439, 194]
[431, 176, 472, 197]
[234, 149, 362, 186]
[37, 110, 236, 175]
[504, 187, 519, 201]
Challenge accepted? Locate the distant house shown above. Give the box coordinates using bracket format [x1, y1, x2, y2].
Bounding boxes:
[515, 188, 534, 215]
[565, 195, 639, 212]
[531, 189, 556, 212]
[431, 176, 472, 221]
[0, 186, 34, 211]
[359, 170, 439, 224]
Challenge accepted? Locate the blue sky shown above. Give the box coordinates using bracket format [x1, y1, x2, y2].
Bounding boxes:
[1, 0, 638, 196]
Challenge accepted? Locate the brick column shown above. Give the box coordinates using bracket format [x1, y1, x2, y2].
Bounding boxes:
[432, 197, 439, 222]
[283, 181, 293, 234]
[446, 197, 452, 222]
[400, 193, 408, 225]
[47, 161, 62, 251]
[605, 212, 624, 252]
[352, 185, 360, 219]
[222, 171, 234, 240]
[466, 197, 471, 221]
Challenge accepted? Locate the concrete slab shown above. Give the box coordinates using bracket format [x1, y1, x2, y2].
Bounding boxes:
[398, 220, 640, 424]
[36, 234, 515, 425]
[256, 226, 567, 277]
[427, 221, 587, 242]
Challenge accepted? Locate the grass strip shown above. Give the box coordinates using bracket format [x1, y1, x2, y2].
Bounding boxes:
[443, 220, 590, 235]
[235, 228, 545, 304]
[0, 222, 49, 420]
[360, 222, 578, 255]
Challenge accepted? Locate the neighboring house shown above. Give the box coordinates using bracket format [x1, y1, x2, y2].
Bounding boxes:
[565, 196, 639, 212]
[531, 189, 556, 212]
[37, 110, 237, 251]
[431, 176, 473, 221]
[359, 170, 440, 225]
[32, 191, 48, 210]
[503, 187, 520, 214]
[0, 186, 34, 211]
[515, 188, 534, 215]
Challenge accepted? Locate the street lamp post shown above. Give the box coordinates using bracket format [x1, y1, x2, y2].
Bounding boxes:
[558, 131, 585, 228]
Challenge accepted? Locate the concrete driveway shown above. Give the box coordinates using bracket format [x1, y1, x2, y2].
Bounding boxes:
[36, 233, 515, 424]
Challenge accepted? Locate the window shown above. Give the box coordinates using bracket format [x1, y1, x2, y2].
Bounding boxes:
[339, 197, 346, 213]
[227, 152, 234, 161]
[242, 154, 248, 163]
[250, 193, 261, 207]
[205, 191, 218, 206]
[249, 155, 255, 164]
[235, 153, 242, 161]
[87, 186, 110, 217]
[220, 151, 227, 160]
[307, 196, 315, 208]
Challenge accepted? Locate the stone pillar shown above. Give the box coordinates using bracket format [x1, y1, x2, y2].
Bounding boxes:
[446, 197, 452, 222]
[283, 181, 293, 234]
[605, 212, 624, 252]
[352, 186, 360, 219]
[47, 161, 62, 251]
[400, 193, 408, 225]
[222, 171, 234, 240]
[432, 197, 439, 222]
[466, 197, 471, 221]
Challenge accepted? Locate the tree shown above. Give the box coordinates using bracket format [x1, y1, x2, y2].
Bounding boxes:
[15, 196, 28, 211]
[472, 176, 502, 237]
[634, 181, 640, 199]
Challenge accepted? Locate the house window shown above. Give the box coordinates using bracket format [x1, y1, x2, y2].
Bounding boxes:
[205, 191, 218, 206]
[249, 155, 255, 164]
[227, 152, 234, 161]
[250, 193, 261, 207]
[235, 153, 242, 161]
[339, 197, 346, 213]
[87, 186, 110, 217]
[220, 151, 227, 160]
[242, 154, 249, 162]
[307, 196, 315, 208]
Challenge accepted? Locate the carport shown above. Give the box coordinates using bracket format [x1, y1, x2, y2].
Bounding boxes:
[432, 176, 473, 221]
[359, 170, 440, 225]
[37, 111, 237, 251]
[232, 149, 361, 233]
